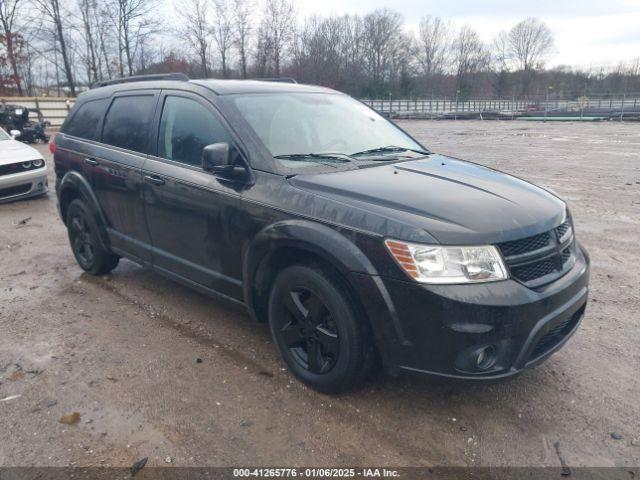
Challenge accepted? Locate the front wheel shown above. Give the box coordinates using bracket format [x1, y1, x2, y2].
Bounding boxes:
[66, 199, 119, 275]
[268, 263, 374, 393]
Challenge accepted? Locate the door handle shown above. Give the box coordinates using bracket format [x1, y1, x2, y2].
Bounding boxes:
[84, 157, 98, 166]
[144, 174, 165, 186]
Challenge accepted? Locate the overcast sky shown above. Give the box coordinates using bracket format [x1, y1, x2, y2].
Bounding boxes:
[293, 0, 640, 68]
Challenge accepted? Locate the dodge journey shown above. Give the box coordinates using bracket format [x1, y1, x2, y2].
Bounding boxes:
[54, 74, 590, 393]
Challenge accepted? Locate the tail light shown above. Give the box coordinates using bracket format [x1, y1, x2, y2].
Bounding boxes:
[49, 136, 56, 155]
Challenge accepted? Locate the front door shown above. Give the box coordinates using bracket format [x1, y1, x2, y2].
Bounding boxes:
[142, 92, 245, 300]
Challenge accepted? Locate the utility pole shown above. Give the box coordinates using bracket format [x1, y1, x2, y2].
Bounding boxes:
[620, 82, 627, 122]
[544, 86, 553, 122]
[454, 89, 459, 121]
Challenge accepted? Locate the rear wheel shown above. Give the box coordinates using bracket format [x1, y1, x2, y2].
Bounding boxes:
[66, 199, 119, 275]
[268, 263, 373, 393]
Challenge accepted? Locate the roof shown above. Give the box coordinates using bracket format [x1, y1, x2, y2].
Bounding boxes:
[191, 79, 337, 95]
[76, 77, 338, 103]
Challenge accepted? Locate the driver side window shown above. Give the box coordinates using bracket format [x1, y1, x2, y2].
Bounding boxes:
[158, 96, 231, 167]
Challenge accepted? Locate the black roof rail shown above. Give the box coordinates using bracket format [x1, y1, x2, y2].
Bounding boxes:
[91, 73, 190, 89]
[253, 77, 297, 84]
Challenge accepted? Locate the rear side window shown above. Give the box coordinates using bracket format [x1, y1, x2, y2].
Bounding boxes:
[157, 96, 231, 167]
[102, 95, 155, 153]
[64, 98, 109, 140]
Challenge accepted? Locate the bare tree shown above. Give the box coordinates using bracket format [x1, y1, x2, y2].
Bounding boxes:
[176, 0, 211, 77]
[232, 0, 252, 79]
[261, 0, 295, 77]
[211, 0, 234, 78]
[628, 57, 640, 77]
[361, 9, 408, 94]
[0, 0, 26, 94]
[114, 0, 158, 76]
[77, 0, 100, 84]
[32, 0, 76, 95]
[253, 22, 272, 76]
[290, 15, 339, 85]
[492, 31, 509, 71]
[491, 31, 511, 97]
[416, 15, 450, 76]
[96, 4, 116, 79]
[507, 18, 554, 72]
[452, 25, 489, 94]
[340, 15, 365, 91]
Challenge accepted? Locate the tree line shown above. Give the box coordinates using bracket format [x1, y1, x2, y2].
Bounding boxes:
[1, 0, 639, 99]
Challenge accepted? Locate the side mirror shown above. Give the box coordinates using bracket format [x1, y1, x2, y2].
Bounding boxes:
[202, 142, 247, 179]
[10, 130, 21, 139]
[202, 142, 229, 172]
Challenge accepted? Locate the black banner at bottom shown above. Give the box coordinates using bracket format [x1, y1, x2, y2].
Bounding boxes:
[0, 467, 638, 480]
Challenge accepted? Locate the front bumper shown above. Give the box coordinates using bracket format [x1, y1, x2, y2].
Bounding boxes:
[348, 243, 590, 380]
[0, 166, 48, 203]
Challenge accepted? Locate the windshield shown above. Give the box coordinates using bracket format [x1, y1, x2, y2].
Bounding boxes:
[230, 93, 425, 171]
[0, 129, 10, 141]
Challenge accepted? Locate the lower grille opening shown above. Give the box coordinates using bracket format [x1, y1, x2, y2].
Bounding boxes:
[530, 305, 585, 360]
[0, 183, 31, 199]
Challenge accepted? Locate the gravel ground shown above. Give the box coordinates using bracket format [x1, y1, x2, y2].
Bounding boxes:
[0, 120, 639, 468]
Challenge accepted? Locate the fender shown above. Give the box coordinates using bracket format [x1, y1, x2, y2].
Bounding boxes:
[58, 171, 111, 251]
[242, 219, 410, 364]
[243, 219, 379, 301]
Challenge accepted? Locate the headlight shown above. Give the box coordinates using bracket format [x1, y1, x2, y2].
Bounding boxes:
[32, 158, 44, 168]
[385, 239, 508, 284]
[21, 161, 32, 169]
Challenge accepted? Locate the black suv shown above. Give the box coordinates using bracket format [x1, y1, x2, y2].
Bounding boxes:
[54, 74, 590, 393]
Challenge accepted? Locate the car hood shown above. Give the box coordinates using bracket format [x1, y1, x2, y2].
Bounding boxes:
[0, 139, 43, 166]
[287, 154, 567, 245]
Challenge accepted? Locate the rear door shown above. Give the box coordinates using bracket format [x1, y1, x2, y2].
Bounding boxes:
[142, 91, 245, 300]
[90, 91, 159, 262]
[56, 97, 110, 194]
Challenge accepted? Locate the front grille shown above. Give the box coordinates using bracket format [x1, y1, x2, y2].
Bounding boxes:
[510, 259, 556, 282]
[0, 161, 42, 177]
[530, 306, 584, 360]
[0, 183, 31, 199]
[0, 163, 26, 177]
[556, 221, 571, 240]
[497, 219, 575, 286]
[498, 231, 551, 257]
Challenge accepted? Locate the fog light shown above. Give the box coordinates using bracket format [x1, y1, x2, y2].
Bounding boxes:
[475, 345, 497, 370]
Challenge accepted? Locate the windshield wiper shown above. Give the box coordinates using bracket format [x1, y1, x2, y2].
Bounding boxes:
[350, 145, 430, 158]
[273, 153, 354, 167]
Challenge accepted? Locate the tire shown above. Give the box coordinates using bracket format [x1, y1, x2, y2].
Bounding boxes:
[66, 199, 120, 275]
[268, 263, 374, 393]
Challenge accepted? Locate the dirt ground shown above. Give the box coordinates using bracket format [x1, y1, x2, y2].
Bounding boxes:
[1, 120, 639, 468]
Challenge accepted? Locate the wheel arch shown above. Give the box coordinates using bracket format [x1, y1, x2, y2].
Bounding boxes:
[243, 219, 379, 324]
[58, 171, 111, 251]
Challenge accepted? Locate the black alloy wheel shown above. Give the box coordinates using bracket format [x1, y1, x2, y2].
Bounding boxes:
[69, 212, 95, 268]
[268, 263, 374, 393]
[66, 199, 120, 275]
[277, 287, 340, 374]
